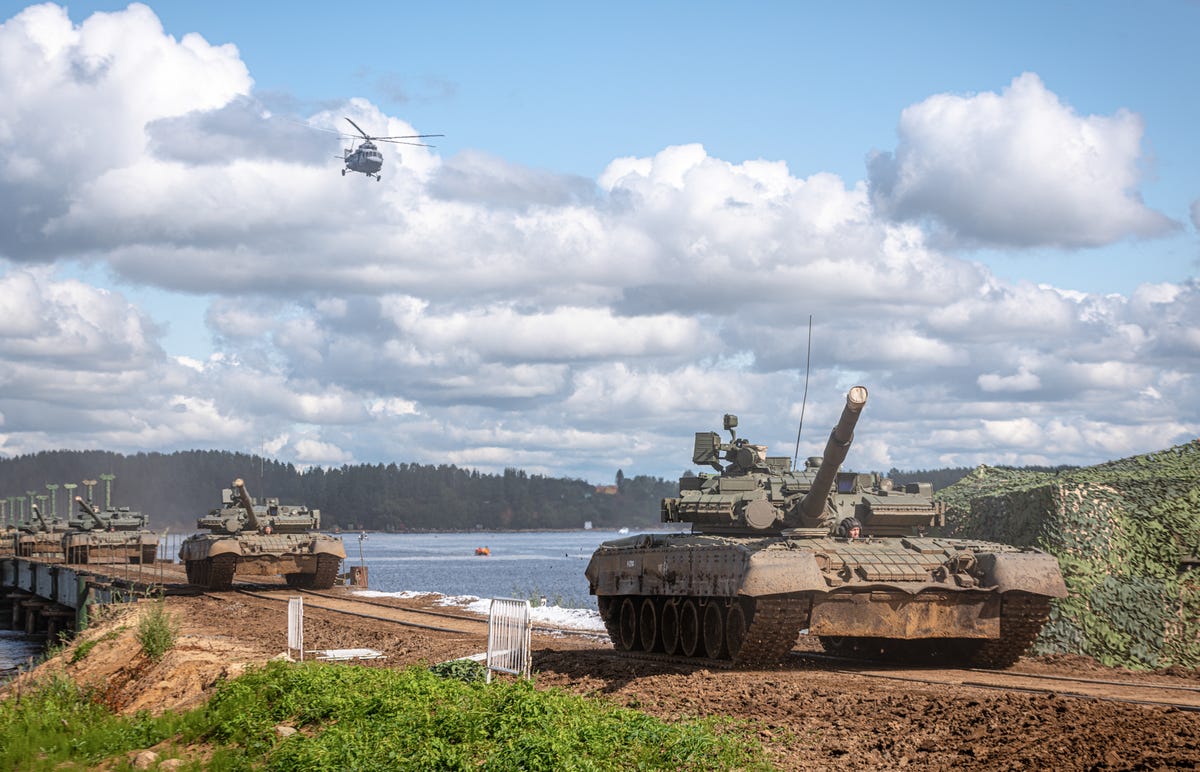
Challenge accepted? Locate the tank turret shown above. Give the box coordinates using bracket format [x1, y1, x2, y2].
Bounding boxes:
[62, 495, 156, 564]
[14, 503, 68, 559]
[19, 503, 66, 534]
[72, 496, 106, 530]
[663, 386, 886, 535]
[70, 495, 149, 532]
[21, 502, 47, 533]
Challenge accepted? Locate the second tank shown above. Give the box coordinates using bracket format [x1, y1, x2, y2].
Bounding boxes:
[179, 478, 346, 590]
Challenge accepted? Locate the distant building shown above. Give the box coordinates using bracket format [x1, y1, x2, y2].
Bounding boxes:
[594, 485, 618, 496]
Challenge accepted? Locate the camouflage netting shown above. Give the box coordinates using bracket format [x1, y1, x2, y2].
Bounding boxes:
[937, 440, 1200, 670]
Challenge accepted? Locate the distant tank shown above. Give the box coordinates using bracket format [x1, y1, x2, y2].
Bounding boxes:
[0, 525, 13, 558]
[63, 496, 158, 565]
[585, 386, 1068, 668]
[179, 479, 346, 590]
[15, 504, 68, 559]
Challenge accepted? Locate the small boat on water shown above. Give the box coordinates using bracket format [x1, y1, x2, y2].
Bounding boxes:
[474, 546, 491, 556]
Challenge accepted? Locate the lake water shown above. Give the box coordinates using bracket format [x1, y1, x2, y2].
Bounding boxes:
[0, 629, 46, 679]
[348, 529, 654, 609]
[0, 528, 658, 677]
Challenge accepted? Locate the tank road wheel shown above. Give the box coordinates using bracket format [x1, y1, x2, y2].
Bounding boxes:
[639, 598, 661, 652]
[725, 600, 751, 660]
[617, 597, 639, 651]
[703, 601, 727, 659]
[679, 599, 701, 657]
[660, 600, 681, 655]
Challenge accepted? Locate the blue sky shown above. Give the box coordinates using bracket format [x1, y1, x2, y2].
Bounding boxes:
[0, 1, 1196, 482]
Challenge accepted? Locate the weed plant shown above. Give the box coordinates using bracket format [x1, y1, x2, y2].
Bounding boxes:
[428, 658, 487, 683]
[136, 601, 178, 662]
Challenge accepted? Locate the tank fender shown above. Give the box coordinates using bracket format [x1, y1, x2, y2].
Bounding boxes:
[740, 549, 826, 595]
[179, 538, 244, 560]
[975, 551, 1068, 597]
[310, 538, 348, 558]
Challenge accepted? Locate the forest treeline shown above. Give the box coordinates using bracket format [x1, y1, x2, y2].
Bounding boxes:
[0, 449, 1070, 533]
[0, 450, 676, 532]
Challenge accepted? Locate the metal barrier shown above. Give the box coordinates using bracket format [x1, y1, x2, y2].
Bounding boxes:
[158, 533, 184, 563]
[486, 597, 531, 683]
[285, 596, 383, 663]
[288, 596, 305, 660]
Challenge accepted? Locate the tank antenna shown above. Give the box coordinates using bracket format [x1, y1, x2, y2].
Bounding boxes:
[792, 314, 813, 468]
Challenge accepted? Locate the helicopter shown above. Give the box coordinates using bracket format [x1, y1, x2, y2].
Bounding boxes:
[338, 117, 442, 181]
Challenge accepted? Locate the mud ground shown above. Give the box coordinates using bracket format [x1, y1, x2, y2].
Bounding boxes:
[6, 585, 1198, 771]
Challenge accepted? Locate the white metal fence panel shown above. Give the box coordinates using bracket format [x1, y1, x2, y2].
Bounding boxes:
[288, 596, 304, 661]
[486, 597, 531, 683]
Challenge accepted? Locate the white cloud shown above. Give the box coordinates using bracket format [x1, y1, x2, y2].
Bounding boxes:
[0, 6, 1196, 482]
[0, 3, 251, 260]
[978, 366, 1041, 393]
[868, 73, 1178, 248]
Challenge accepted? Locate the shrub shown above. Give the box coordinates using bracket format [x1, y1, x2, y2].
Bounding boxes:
[136, 601, 178, 662]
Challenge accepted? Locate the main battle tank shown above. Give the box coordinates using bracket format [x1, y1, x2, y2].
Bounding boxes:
[63, 496, 158, 565]
[179, 478, 346, 590]
[586, 386, 1067, 668]
[15, 504, 68, 559]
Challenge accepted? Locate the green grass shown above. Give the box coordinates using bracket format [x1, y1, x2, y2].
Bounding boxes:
[70, 628, 126, 664]
[0, 672, 200, 770]
[0, 662, 769, 771]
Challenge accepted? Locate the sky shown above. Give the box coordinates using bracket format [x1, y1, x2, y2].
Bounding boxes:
[0, 1, 1197, 485]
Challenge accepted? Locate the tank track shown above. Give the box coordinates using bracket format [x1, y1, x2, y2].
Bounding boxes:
[730, 595, 811, 667]
[284, 555, 342, 590]
[597, 594, 811, 668]
[206, 555, 238, 591]
[597, 597, 620, 645]
[970, 592, 1052, 668]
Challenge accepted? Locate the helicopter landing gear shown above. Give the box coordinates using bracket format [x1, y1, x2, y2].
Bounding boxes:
[341, 169, 346, 176]
[376, 174, 381, 182]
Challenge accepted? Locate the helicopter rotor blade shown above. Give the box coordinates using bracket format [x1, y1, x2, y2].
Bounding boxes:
[374, 138, 439, 147]
[344, 116, 371, 140]
[373, 134, 445, 140]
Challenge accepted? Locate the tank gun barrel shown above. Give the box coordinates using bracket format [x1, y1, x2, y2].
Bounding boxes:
[29, 502, 47, 530]
[74, 495, 104, 528]
[796, 386, 868, 525]
[232, 478, 259, 530]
